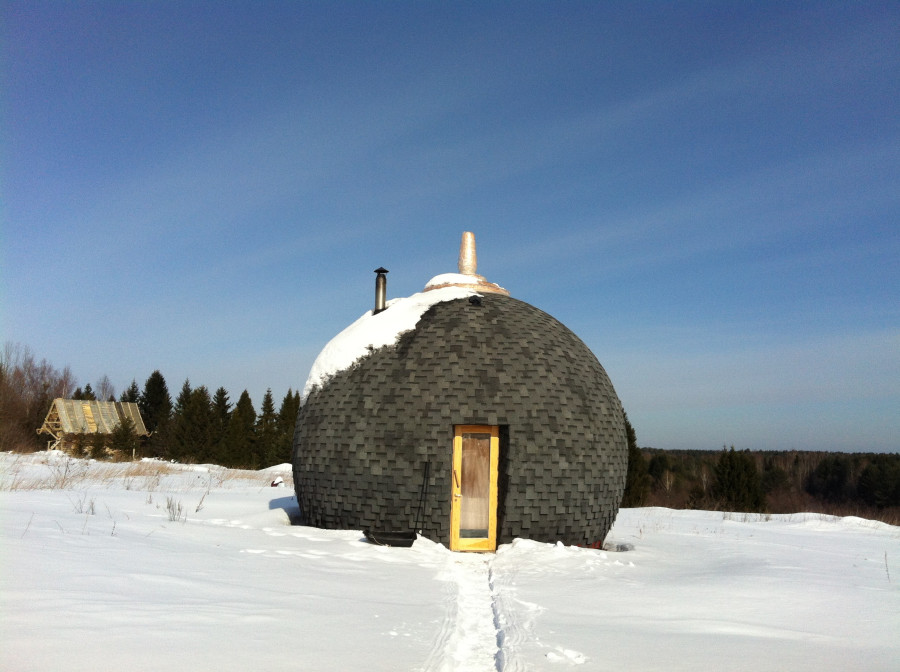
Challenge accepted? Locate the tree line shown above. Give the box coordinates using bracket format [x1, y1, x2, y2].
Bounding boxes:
[621, 415, 900, 525]
[128, 371, 300, 468]
[4, 342, 897, 513]
[0, 342, 299, 469]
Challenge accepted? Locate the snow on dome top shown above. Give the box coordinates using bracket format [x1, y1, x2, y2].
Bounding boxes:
[302, 231, 507, 402]
[425, 272, 509, 295]
[425, 273, 484, 288]
[423, 232, 509, 296]
[301, 285, 478, 402]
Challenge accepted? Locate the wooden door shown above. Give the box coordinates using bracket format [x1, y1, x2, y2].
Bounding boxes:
[450, 425, 499, 552]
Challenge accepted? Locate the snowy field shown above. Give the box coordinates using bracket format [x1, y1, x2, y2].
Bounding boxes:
[2, 451, 898, 672]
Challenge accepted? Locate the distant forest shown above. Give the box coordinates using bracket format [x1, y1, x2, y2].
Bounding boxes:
[2, 342, 899, 523]
[621, 417, 900, 526]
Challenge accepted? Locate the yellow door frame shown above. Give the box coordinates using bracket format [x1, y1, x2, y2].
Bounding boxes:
[450, 425, 499, 552]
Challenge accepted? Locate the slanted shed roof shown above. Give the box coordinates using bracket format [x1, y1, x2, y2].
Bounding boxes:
[39, 399, 149, 440]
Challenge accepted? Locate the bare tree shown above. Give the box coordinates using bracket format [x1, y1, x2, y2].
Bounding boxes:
[0, 342, 77, 452]
[700, 465, 711, 494]
[96, 374, 116, 402]
[663, 470, 675, 495]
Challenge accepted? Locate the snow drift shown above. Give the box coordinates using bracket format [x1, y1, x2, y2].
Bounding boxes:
[2, 451, 898, 671]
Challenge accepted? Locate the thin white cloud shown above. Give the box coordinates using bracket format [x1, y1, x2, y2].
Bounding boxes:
[496, 135, 900, 281]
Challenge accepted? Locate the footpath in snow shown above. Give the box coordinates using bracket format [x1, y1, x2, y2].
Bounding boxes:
[420, 552, 498, 672]
[2, 452, 899, 671]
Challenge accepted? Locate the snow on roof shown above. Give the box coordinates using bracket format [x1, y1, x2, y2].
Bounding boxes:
[425, 272, 509, 295]
[301, 285, 479, 402]
[425, 272, 481, 288]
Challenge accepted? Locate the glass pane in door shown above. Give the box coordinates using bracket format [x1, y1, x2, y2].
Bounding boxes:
[459, 431, 491, 538]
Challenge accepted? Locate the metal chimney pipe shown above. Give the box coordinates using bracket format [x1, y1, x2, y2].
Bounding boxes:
[374, 267, 388, 314]
[458, 232, 477, 275]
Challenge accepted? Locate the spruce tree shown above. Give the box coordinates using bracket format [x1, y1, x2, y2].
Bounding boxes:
[109, 417, 140, 457]
[174, 379, 192, 417]
[88, 430, 107, 459]
[82, 383, 97, 400]
[139, 371, 173, 434]
[621, 413, 651, 507]
[255, 389, 278, 467]
[276, 388, 301, 465]
[805, 454, 852, 503]
[225, 390, 256, 468]
[70, 431, 88, 457]
[168, 379, 193, 460]
[713, 446, 765, 513]
[858, 455, 900, 508]
[120, 380, 140, 403]
[139, 371, 172, 458]
[170, 384, 215, 463]
[210, 387, 232, 465]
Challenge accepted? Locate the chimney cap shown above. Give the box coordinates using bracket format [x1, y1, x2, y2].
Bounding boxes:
[374, 267, 389, 274]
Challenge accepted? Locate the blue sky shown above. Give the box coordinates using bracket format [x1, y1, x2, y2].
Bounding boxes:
[2, 2, 898, 451]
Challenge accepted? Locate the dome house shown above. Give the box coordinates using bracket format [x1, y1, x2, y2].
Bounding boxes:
[292, 232, 627, 551]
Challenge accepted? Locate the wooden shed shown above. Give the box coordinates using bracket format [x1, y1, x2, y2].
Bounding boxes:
[38, 398, 149, 453]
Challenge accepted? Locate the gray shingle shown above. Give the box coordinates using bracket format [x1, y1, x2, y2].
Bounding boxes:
[292, 294, 627, 547]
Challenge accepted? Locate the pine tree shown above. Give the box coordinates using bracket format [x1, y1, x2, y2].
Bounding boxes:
[255, 389, 278, 467]
[225, 390, 256, 468]
[82, 383, 97, 400]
